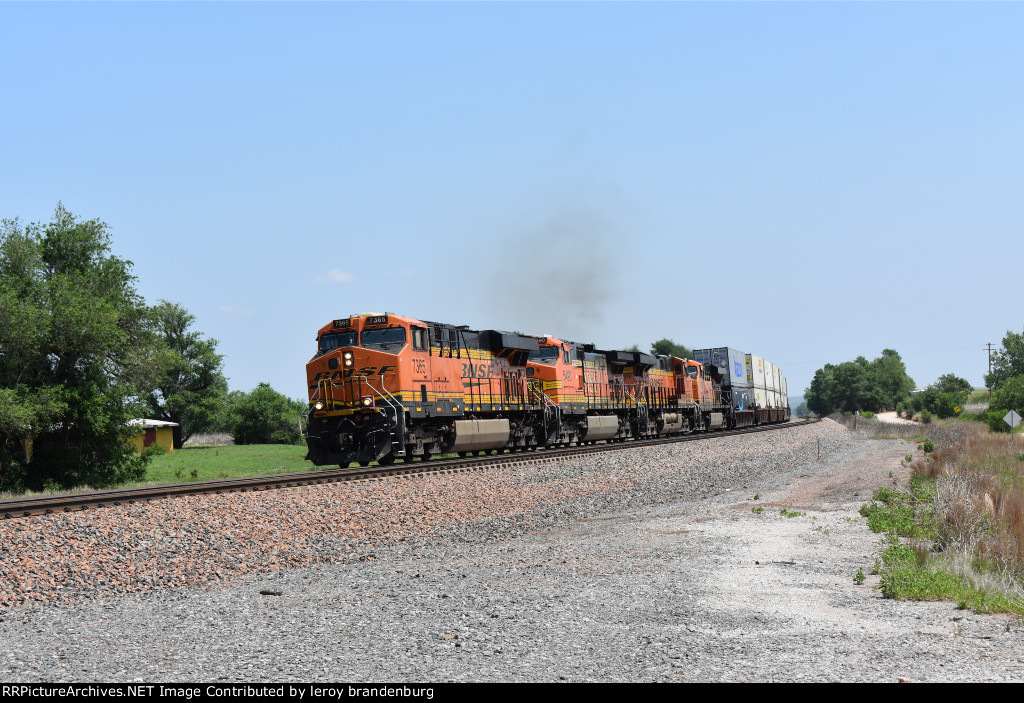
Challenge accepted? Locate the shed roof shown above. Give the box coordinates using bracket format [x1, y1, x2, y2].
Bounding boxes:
[129, 419, 180, 428]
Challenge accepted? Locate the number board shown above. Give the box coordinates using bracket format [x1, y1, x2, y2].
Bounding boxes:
[333, 318, 352, 328]
[365, 315, 389, 326]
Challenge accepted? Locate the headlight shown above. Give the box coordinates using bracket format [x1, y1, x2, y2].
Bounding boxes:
[343, 351, 354, 367]
[361, 396, 373, 407]
[314, 401, 324, 411]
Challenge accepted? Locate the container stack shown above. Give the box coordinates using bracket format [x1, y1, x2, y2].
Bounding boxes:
[745, 354, 788, 409]
[692, 347, 753, 410]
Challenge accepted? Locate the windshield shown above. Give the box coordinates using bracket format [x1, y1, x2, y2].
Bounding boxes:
[361, 326, 407, 348]
[528, 346, 559, 363]
[320, 331, 358, 351]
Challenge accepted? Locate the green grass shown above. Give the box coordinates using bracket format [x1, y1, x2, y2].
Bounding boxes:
[968, 388, 991, 404]
[877, 537, 1024, 614]
[144, 444, 310, 484]
[858, 481, 936, 539]
[859, 476, 1024, 616]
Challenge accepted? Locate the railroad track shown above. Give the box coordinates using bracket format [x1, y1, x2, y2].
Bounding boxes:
[1, 417, 819, 520]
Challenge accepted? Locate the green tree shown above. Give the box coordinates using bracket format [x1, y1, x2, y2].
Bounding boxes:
[934, 373, 972, 396]
[986, 329, 1024, 390]
[650, 338, 692, 359]
[867, 349, 915, 411]
[0, 205, 151, 490]
[986, 375, 1024, 432]
[805, 364, 836, 416]
[145, 300, 228, 448]
[805, 349, 914, 415]
[227, 383, 305, 445]
[831, 360, 871, 412]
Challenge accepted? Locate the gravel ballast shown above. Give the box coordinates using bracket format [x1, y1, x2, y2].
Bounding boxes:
[2, 420, 1022, 682]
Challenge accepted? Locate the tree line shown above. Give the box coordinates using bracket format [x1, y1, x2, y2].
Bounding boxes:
[803, 349, 977, 421]
[803, 349, 916, 416]
[804, 330, 1024, 431]
[0, 205, 304, 492]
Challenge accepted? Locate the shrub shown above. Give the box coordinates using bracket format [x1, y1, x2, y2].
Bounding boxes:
[227, 383, 305, 445]
[987, 410, 1011, 434]
[935, 392, 964, 419]
[143, 443, 168, 457]
[920, 410, 933, 424]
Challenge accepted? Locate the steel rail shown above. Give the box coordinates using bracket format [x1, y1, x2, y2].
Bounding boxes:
[1, 417, 819, 520]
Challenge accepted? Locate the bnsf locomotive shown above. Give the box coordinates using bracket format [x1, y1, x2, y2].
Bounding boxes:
[304, 313, 790, 467]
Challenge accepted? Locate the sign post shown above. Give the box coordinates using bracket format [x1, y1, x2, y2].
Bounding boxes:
[1005, 410, 1021, 439]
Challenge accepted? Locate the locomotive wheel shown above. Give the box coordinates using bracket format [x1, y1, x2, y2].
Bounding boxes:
[378, 453, 395, 466]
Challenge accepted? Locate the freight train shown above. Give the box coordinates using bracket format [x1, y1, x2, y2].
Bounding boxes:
[304, 313, 790, 467]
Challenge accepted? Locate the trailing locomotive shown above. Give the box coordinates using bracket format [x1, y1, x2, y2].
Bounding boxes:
[304, 312, 790, 467]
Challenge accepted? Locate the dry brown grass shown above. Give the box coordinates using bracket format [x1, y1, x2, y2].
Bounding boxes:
[842, 414, 1024, 598]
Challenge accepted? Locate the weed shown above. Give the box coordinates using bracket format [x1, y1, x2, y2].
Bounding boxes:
[751, 507, 763, 514]
[41, 478, 62, 493]
[859, 482, 936, 539]
[780, 508, 805, 518]
[854, 568, 866, 585]
[752, 492, 760, 501]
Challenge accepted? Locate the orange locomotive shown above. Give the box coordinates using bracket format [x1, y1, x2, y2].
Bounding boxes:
[304, 312, 775, 467]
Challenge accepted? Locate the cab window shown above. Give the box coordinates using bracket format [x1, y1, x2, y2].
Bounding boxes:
[412, 327, 426, 351]
[320, 331, 358, 351]
[528, 346, 559, 363]
[361, 326, 407, 348]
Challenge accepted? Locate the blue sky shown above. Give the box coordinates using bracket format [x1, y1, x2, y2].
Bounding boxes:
[3, 2, 1021, 401]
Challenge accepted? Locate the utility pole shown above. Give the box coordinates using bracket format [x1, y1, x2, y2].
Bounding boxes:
[987, 342, 993, 399]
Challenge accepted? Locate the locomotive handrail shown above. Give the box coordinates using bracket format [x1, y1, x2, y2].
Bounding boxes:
[364, 375, 403, 411]
[317, 378, 334, 410]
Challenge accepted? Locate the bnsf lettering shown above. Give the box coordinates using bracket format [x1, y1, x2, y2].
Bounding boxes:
[461, 363, 496, 378]
[309, 365, 397, 387]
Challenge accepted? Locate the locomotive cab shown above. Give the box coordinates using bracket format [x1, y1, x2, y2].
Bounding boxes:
[306, 313, 413, 467]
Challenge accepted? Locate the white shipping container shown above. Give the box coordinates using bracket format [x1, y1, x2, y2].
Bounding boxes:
[753, 388, 766, 407]
[746, 354, 767, 389]
[765, 360, 777, 392]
